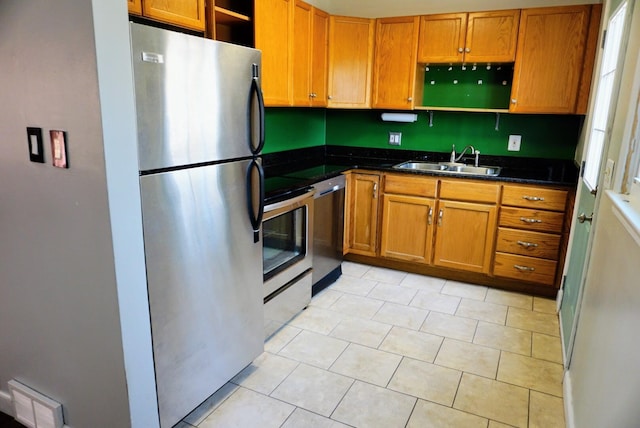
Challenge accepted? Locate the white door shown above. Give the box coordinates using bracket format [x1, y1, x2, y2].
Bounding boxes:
[560, 1, 631, 365]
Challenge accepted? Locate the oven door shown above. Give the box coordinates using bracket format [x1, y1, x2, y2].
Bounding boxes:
[263, 189, 314, 298]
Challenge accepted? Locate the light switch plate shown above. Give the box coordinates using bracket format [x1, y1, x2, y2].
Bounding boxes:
[508, 135, 522, 151]
[27, 127, 45, 163]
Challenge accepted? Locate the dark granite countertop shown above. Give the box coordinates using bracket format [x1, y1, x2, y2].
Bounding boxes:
[263, 145, 579, 203]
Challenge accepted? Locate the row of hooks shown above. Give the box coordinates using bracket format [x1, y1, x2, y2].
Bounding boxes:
[425, 65, 505, 72]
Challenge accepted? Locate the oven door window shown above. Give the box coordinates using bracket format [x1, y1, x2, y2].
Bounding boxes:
[263, 206, 306, 281]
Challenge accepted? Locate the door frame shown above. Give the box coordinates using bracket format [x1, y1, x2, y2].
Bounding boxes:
[559, 0, 635, 367]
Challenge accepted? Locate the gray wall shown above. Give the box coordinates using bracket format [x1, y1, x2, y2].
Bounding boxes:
[0, 1, 156, 427]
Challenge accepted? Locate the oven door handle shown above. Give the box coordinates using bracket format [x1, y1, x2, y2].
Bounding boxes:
[264, 188, 315, 213]
[247, 159, 264, 243]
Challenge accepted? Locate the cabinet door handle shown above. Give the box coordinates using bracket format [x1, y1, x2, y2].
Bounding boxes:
[328, 95, 333, 100]
[428, 207, 433, 225]
[511, 99, 517, 104]
[373, 182, 378, 199]
[465, 47, 470, 53]
[407, 97, 413, 102]
[517, 240, 539, 248]
[514, 264, 535, 272]
[437, 209, 443, 227]
[520, 217, 542, 224]
[458, 47, 464, 53]
[523, 195, 545, 202]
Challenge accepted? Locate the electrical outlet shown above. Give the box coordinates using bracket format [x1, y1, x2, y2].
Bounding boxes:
[388, 132, 402, 146]
[603, 158, 615, 188]
[508, 135, 522, 151]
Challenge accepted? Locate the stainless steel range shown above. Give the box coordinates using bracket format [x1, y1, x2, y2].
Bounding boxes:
[263, 189, 314, 338]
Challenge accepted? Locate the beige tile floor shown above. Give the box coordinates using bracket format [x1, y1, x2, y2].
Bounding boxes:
[179, 262, 566, 428]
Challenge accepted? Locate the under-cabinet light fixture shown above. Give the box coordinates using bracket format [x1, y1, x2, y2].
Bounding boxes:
[381, 113, 418, 123]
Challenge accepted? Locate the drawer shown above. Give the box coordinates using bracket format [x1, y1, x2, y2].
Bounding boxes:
[499, 207, 565, 233]
[496, 227, 561, 260]
[493, 253, 557, 286]
[384, 173, 438, 197]
[502, 185, 568, 211]
[439, 180, 500, 204]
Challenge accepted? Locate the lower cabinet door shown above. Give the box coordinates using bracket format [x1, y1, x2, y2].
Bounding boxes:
[433, 200, 497, 273]
[380, 194, 435, 263]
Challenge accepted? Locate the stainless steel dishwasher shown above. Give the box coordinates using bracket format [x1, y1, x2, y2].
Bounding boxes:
[311, 175, 346, 294]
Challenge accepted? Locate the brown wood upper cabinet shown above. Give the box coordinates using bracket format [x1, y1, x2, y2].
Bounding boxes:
[327, 16, 375, 108]
[136, 0, 206, 31]
[128, 0, 143, 16]
[510, 5, 600, 114]
[292, 1, 328, 107]
[255, 0, 293, 106]
[418, 10, 520, 64]
[256, 0, 328, 107]
[372, 16, 421, 110]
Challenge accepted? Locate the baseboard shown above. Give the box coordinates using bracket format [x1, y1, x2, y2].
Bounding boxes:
[0, 389, 13, 417]
[563, 370, 575, 428]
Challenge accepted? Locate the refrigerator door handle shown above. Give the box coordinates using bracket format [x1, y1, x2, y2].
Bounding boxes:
[250, 63, 265, 155]
[247, 159, 265, 243]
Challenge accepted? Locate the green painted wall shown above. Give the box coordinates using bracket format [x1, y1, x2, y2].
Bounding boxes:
[263, 108, 326, 153]
[264, 107, 584, 160]
[325, 109, 583, 160]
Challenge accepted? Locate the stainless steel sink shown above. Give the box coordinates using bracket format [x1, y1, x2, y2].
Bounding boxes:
[392, 162, 448, 172]
[393, 161, 501, 177]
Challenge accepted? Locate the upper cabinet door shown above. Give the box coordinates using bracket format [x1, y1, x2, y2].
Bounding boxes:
[311, 7, 329, 107]
[372, 16, 420, 110]
[128, 0, 142, 16]
[418, 10, 519, 64]
[142, 0, 206, 31]
[418, 13, 467, 63]
[465, 10, 520, 63]
[327, 16, 375, 108]
[292, 0, 313, 106]
[255, 0, 293, 106]
[510, 5, 592, 114]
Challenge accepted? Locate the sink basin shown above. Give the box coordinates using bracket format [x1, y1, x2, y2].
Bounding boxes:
[392, 162, 448, 172]
[393, 161, 501, 177]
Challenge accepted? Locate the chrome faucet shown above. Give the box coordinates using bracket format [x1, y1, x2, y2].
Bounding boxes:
[451, 144, 479, 166]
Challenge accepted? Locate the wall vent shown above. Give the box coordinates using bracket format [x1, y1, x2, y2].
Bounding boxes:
[7, 380, 63, 428]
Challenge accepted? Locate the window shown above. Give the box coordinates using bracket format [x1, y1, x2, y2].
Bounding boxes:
[583, 2, 628, 190]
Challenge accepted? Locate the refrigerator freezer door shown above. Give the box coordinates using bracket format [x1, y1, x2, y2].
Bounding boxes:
[131, 23, 263, 171]
[140, 160, 263, 428]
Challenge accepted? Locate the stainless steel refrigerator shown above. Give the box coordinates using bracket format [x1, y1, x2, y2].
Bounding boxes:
[130, 23, 265, 428]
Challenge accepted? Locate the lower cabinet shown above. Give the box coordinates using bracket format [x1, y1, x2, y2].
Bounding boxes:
[343, 172, 572, 294]
[380, 173, 437, 263]
[433, 199, 497, 274]
[493, 183, 569, 287]
[344, 172, 380, 256]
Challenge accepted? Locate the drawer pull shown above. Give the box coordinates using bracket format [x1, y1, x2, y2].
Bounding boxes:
[438, 209, 443, 227]
[514, 264, 535, 272]
[523, 195, 545, 202]
[517, 240, 539, 248]
[520, 217, 542, 224]
[428, 207, 433, 225]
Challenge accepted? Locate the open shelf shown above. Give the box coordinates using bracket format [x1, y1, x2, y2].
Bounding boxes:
[419, 64, 514, 111]
[414, 106, 509, 113]
[215, 6, 250, 24]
